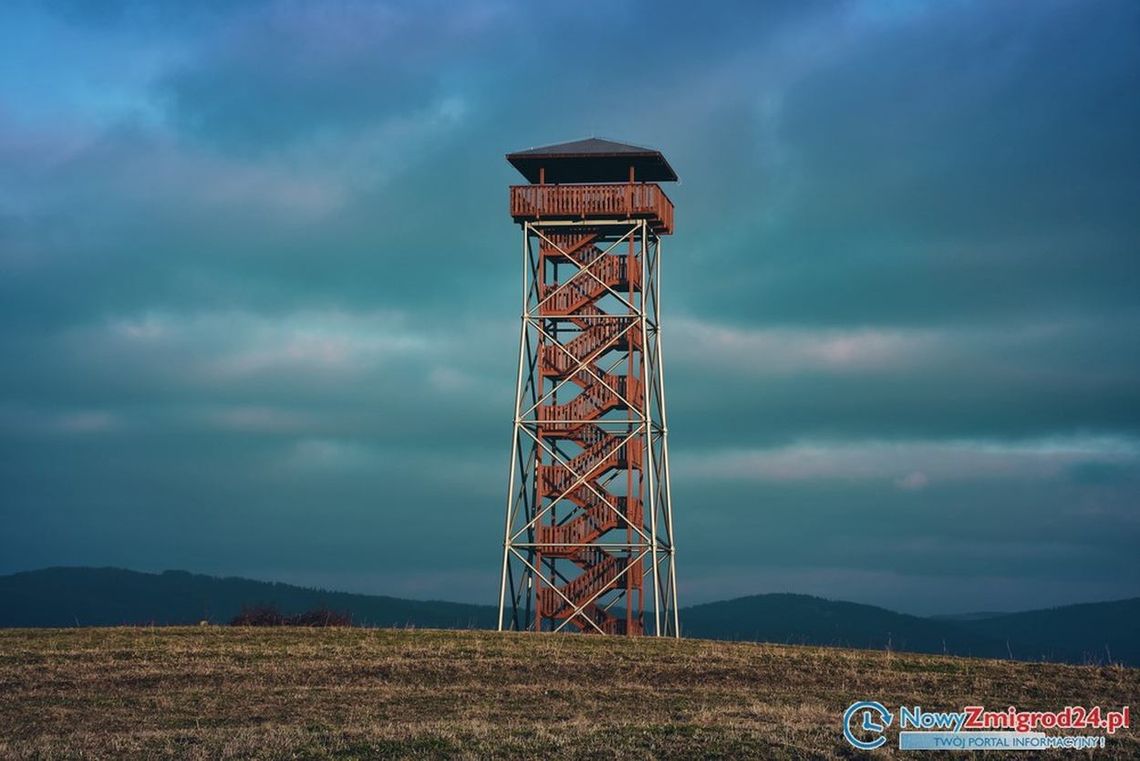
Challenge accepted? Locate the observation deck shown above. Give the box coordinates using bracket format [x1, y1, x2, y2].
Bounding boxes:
[507, 137, 678, 235]
[509, 182, 674, 234]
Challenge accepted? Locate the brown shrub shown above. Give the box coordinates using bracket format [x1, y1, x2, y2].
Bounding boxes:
[287, 608, 351, 627]
[230, 605, 350, 627]
[230, 605, 285, 626]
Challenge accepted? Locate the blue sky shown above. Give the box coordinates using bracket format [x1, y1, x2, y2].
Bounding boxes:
[1, 0, 1138, 615]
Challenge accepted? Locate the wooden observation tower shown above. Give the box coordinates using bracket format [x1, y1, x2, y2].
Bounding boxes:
[497, 138, 679, 636]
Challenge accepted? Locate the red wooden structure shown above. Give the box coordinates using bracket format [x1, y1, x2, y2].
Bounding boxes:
[497, 138, 679, 636]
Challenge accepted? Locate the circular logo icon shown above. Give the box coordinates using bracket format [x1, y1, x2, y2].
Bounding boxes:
[843, 700, 893, 750]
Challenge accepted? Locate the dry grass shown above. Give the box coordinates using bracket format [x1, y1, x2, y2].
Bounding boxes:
[0, 627, 1135, 759]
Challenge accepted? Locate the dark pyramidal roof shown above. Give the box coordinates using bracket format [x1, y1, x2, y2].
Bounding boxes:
[507, 137, 678, 184]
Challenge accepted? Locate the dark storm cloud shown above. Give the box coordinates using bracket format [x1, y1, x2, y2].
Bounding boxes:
[160, 2, 509, 150]
[1, 0, 1137, 611]
[673, 0, 1140, 326]
[664, 316, 1140, 447]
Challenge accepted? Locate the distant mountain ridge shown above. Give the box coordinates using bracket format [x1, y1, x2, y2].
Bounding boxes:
[681, 594, 1140, 665]
[1, 567, 1136, 666]
[0, 567, 496, 630]
[950, 598, 1140, 666]
[682, 593, 1008, 658]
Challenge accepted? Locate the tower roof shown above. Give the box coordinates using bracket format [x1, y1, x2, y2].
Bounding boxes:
[507, 137, 678, 184]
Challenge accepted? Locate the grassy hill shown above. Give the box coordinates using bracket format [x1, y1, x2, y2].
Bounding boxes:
[2, 567, 1136, 666]
[0, 627, 1136, 759]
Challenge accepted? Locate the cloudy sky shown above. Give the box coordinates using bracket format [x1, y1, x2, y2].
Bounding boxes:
[1, 0, 1138, 615]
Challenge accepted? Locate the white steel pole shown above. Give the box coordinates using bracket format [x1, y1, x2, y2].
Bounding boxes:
[638, 221, 662, 637]
[497, 224, 532, 630]
[652, 234, 680, 636]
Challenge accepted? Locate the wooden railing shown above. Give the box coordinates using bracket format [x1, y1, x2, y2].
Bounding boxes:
[510, 183, 674, 234]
